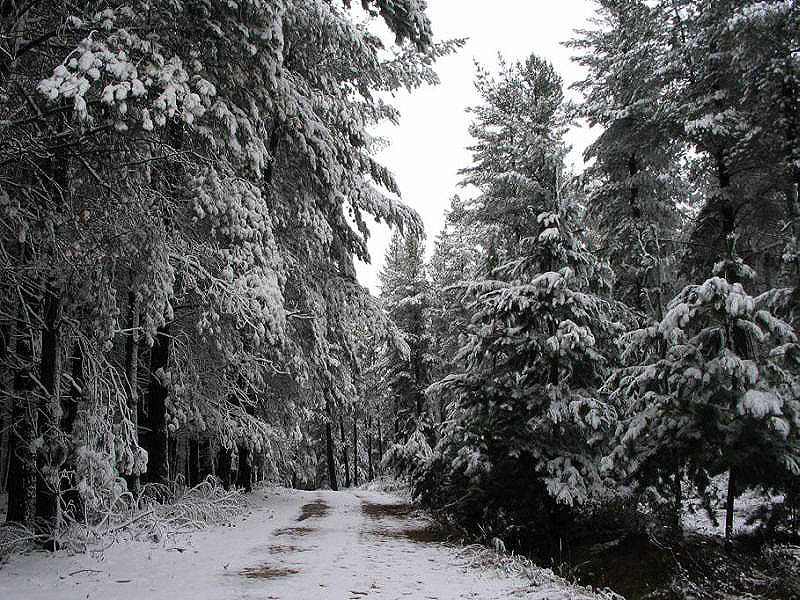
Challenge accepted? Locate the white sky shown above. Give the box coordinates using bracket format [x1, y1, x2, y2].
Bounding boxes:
[354, 0, 600, 294]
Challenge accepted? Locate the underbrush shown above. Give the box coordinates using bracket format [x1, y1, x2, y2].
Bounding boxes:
[658, 535, 800, 600]
[0, 476, 247, 560]
[416, 482, 800, 599]
[363, 474, 412, 495]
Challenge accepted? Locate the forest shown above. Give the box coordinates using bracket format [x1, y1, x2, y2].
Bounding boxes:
[1, 1, 799, 599]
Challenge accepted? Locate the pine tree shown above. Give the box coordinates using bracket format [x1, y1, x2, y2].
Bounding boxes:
[606, 249, 800, 542]
[419, 56, 619, 547]
[0, 0, 451, 530]
[427, 196, 482, 408]
[379, 231, 433, 448]
[459, 54, 568, 269]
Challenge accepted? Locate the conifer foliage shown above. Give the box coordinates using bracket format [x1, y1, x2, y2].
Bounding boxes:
[415, 54, 620, 545]
[0, 0, 453, 538]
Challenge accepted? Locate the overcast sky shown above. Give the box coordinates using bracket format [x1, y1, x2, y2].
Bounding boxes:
[354, 0, 600, 294]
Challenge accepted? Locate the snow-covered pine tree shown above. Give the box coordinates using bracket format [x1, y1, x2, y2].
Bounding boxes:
[569, 0, 688, 312]
[459, 54, 568, 270]
[427, 196, 482, 411]
[418, 55, 618, 548]
[422, 203, 618, 543]
[606, 249, 800, 542]
[379, 231, 433, 455]
[573, 0, 799, 292]
[0, 0, 451, 529]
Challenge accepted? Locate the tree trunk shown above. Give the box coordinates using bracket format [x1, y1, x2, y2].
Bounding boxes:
[61, 344, 84, 522]
[367, 413, 374, 481]
[145, 324, 170, 485]
[725, 467, 736, 548]
[217, 446, 231, 490]
[352, 407, 359, 487]
[325, 399, 338, 491]
[0, 313, 16, 494]
[340, 413, 350, 489]
[237, 445, 252, 492]
[35, 287, 64, 526]
[715, 152, 735, 240]
[628, 154, 642, 219]
[188, 436, 200, 487]
[123, 287, 140, 495]
[199, 437, 214, 481]
[6, 305, 37, 525]
[0, 391, 9, 494]
[169, 433, 179, 487]
[377, 417, 384, 475]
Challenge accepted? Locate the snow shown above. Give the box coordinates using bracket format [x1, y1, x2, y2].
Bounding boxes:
[0, 488, 610, 600]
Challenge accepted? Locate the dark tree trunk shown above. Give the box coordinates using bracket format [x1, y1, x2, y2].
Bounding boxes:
[393, 398, 401, 443]
[145, 324, 170, 485]
[199, 437, 214, 481]
[217, 446, 231, 490]
[237, 445, 252, 492]
[725, 467, 736, 548]
[61, 344, 81, 434]
[188, 436, 200, 487]
[377, 417, 384, 475]
[36, 287, 64, 525]
[168, 434, 178, 486]
[123, 287, 141, 495]
[352, 408, 359, 487]
[325, 399, 338, 491]
[715, 152, 735, 239]
[367, 413, 374, 481]
[0, 391, 8, 494]
[61, 344, 84, 522]
[628, 154, 641, 219]
[6, 308, 37, 525]
[340, 414, 350, 489]
[0, 314, 16, 494]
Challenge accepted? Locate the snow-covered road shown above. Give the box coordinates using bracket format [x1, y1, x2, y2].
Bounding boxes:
[0, 488, 607, 599]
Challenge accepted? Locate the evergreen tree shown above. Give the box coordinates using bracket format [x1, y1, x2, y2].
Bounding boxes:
[427, 196, 482, 405]
[379, 231, 433, 446]
[606, 251, 800, 542]
[419, 56, 618, 548]
[459, 54, 568, 270]
[0, 0, 451, 530]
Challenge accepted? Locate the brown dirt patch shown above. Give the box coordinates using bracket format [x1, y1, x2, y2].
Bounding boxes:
[361, 500, 415, 519]
[297, 499, 329, 521]
[273, 526, 314, 537]
[364, 526, 450, 544]
[251, 544, 312, 555]
[237, 564, 299, 579]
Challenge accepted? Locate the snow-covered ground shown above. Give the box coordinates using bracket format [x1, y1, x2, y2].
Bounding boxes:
[0, 487, 612, 599]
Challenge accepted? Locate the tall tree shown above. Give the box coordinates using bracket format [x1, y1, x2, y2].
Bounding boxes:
[379, 231, 433, 443]
[419, 56, 618, 549]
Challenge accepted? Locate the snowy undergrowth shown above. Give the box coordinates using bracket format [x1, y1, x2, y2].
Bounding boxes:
[455, 542, 623, 599]
[362, 474, 412, 495]
[369, 478, 620, 598]
[0, 477, 247, 560]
